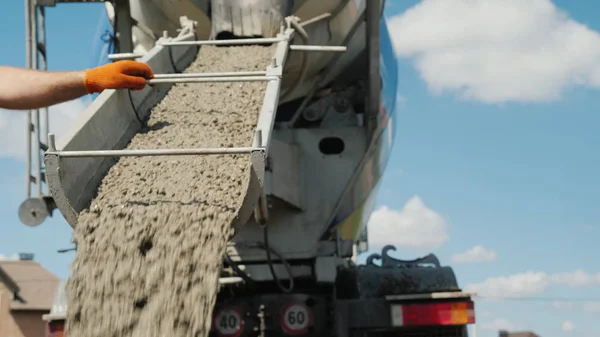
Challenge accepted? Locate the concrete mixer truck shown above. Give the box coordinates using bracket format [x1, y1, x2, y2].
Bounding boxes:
[17, 1, 476, 336]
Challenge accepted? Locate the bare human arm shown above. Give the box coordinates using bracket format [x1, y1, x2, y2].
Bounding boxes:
[0, 67, 87, 110]
[0, 60, 155, 110]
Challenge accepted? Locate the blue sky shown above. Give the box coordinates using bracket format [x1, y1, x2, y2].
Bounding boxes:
[0, 1, 599, 337]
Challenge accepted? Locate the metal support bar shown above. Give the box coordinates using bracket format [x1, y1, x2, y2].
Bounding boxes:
[386, 292, 477, 301]
[153, 71, 266, 79]
[24, 0, 33, 198]
[289, 45, 347, 52]
[147, 76, 277, 85]
[30, 1, 42, 197]
[46, 144, 264, 159]
[114, 0, 133, 53]
[366, 0, 381, 137]
[39, 6, 49, 146]
[110, 46, 344, 61]
[219, 277, 244, 285]
[255, 29, 293, 154]
[108, 52, 143, 61]
[158, 37, 283, 46]
[46, 129, 263, 159]
[299, 13, 332, 27]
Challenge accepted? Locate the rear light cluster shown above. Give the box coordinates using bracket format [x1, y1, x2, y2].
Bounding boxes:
[391, 301, 475, 327]
[46, 320, 65, 337]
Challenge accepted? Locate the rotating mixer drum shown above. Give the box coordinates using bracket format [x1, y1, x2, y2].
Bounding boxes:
[120, 0, 363, 103]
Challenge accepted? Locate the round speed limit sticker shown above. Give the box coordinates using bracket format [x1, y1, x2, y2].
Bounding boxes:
[213, 307, 244, 337]
[281, 302, 313, 335]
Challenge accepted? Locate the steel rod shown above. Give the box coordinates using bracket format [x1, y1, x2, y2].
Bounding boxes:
[289, 45, 347, 52]
[39, 6, 49, 149]
[299, 13, 332, 27]
[153, 71, 266, 79]
[32, 2, 42, 197]
[158, 37, 282, 46]
[108, 52, 143, 61]
[49, 147, 265, 158]
[219, 277, 244, 285]
[24, 0, 32, 198]
[147, 75, 277, 84]
[114, 0, 133, 53]
[366, 0, 381, 137]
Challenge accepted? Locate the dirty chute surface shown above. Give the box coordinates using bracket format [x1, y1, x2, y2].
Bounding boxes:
[66, 44, 274, 337]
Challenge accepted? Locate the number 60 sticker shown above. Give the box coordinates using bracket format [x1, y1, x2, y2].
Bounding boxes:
[213, 307, 244, 337]
[281, 302, 313, 335]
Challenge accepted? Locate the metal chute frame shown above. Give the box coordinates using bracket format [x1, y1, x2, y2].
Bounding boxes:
[32, 14, 347, 234]
[41, 18, 287, 230]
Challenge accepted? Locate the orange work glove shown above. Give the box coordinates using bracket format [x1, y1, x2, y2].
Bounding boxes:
[84, 60, 155, 94]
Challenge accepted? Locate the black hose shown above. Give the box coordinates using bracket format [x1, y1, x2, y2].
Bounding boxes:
[261, 225, 294, 293]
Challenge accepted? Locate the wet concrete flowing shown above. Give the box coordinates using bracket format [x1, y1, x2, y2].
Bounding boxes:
[65, 44, 275, 337]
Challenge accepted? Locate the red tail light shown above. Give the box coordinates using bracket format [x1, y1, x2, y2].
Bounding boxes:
[46, 320, 65, 337]
[391, 301, 475, 327]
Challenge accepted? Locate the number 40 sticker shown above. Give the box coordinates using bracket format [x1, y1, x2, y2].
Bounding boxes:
[281, 302, 313, 335]
[214, 308, 244, 337]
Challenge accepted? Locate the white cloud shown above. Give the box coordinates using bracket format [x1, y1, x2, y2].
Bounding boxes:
[452, 245, 497, 263]
[468, 271, 550, 297]
[552, 301, 575, 311]
[467, 270, 600, 297]
[582, 302, 600, 312]
[562, 320, 576, 332]
[0, 253, 19, 261]
[367, 196, 449, 250]
[550, 269, 600, 287]
[552, 300, 600, 313]
[388, 0, 600, 103]
[481, 317, 520, 331]
[479, 310, 492, 318]
[0, 97, 90, 160]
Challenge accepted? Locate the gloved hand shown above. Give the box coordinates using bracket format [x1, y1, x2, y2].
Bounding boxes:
[84, 60, 155, 93]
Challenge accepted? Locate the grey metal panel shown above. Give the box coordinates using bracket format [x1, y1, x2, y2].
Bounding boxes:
[243, 264, 312, 281]
[232, 127, 368, 260]
[315, 256, 339, 283]
[267, 138, 303, 209]
[337, 299, 392, 329]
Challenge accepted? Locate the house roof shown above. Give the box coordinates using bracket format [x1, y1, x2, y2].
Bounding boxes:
[500, 333, 540, 337]
[0, 265, 19, 293]
[0, 259, 60, 311]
